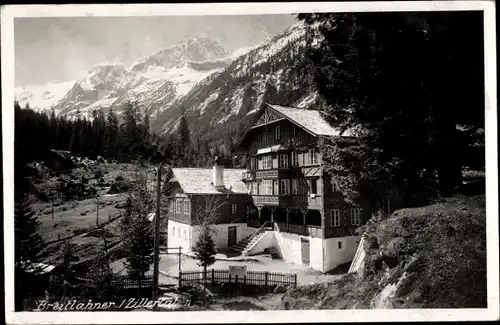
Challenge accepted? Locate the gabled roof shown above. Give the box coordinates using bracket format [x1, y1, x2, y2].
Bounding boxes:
[171, 168, 248, 195]
[267, 104, 346, 137]
[236, 103, 351, 150]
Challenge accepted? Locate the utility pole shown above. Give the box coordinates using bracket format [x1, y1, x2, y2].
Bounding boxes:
[96, 195, 100, 227]
[152, 163, 163, 310]
[51, 194, 54, 220]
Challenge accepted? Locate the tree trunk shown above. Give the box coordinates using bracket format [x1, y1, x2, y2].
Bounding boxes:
[203, 266, 207, 296]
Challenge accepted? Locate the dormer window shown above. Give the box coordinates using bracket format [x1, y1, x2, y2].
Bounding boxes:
[275, 126, 281, 140]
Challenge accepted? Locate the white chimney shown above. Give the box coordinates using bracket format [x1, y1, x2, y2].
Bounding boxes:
[213, 156, 224, 190]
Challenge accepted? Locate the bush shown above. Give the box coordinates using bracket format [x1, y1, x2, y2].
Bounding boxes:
[73, 228, 88, 236]
[115, 175, 124, 182]
[108, 180, 131, 194]
[264, 247, 281, 259]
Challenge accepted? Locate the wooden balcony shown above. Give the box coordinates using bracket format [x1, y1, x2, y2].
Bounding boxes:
[252, 195, 287, 206]
[254, 169, 291, 179]
[275, 222, 323, 238]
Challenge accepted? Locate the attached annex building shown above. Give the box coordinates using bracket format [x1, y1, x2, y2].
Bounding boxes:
[165, 103, 366, 273]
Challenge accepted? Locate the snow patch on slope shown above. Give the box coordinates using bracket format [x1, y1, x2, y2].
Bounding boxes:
[15, 81, 75, 114]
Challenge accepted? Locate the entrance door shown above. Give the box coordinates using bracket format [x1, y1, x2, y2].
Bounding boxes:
[301, 238, 310, 266]
[228, 226, 237, 246]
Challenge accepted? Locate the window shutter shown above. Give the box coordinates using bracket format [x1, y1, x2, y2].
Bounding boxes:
[298, 153, 304, 166]
[272, 155, 278, 169]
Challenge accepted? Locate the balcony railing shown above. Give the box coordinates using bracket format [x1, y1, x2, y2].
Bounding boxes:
[253, 195, 281, 206]
[276, 222, 323, 238]
[256, 170, 279, 178]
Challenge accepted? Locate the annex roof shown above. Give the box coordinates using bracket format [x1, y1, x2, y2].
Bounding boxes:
[171, 168, 248, 195]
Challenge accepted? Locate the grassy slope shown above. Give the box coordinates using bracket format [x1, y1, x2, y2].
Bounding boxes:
[281, 194, 487, 309]
[29, 162, 140, 265]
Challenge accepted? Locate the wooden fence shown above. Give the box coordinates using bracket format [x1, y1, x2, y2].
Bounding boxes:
[179, 269, 297, 288]
[75, 275, 153, 290]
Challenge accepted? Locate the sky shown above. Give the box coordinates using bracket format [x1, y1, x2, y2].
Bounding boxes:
[14, 15, 297, 86]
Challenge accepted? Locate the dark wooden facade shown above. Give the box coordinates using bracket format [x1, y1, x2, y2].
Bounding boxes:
[236, 103, 366, 239]
[165, 184, 250, 226]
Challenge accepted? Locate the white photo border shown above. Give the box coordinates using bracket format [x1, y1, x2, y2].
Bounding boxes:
[2, 1, 498, 323]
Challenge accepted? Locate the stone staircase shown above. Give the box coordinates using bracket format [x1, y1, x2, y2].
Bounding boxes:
[228, 222, 273, 256]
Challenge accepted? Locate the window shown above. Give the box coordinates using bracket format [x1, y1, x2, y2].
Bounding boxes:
[272, 155, 279, 169]
[280, 179, 290, 195]
[176, 199, 182, 213]
[291, 152, 299, 167]
[184, 200, 190, 215]
[264, 155, 273, 169]
[332, 180, 338, 192]
[178, 228, 180, 238]
[257, 157, 264, 170]
[338, 241, 343, 250]
[275, 126, 281, 140]
[310, 149, 318, 165]
[251, 182, 258, 194]
[273, 180, 279, 195]
[279, 154, 289, 168]
[169, 199, 174, 211]
[331, 209, 341, 227]
[230, 203, 237, 215]
[308, 178, 318, 195]
[292, 179, 299, 194]
[298, 152, 304, 166]
[265, 180, 273, 195]
[351, 209, 361, 225]
[184, 229, 187, 240]
[304, 151, 310, 165]
[172, 227, 175, 237]
[262, 132, 267, 146]
[260, 180, 273, 195]
[291, 125, 296, 137]
[250, 158, 256, 171]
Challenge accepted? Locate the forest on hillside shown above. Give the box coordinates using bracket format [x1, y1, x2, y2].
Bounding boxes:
[14, 102, 238, 200]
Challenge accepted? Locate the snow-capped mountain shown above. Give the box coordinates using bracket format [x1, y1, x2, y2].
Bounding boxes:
[15, 81, 75, 114]
[15, 22, 323, 145]
[152, 21, 323, 140]
[17, 36, 234, 121]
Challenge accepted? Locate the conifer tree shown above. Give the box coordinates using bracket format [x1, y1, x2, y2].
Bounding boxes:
[298, 12, 484, 206]
[105, 108, 119, 159]
[120, 169, 154, 295]
[91, 109, 106, 158]
[192, 226, 217, 287]
[14, 195, 43, 310]
[178, 106, 191, 147]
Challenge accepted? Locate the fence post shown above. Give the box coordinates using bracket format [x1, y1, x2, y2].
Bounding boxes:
[212, 269, 215, 283]
[235, 275, 238, 284]
[179, 271, 182, 287]
[244, 275, 246, 285]
[178, 246, 182, 273]
[294, 274, 297, 288]
[265, 272, 268, 287]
